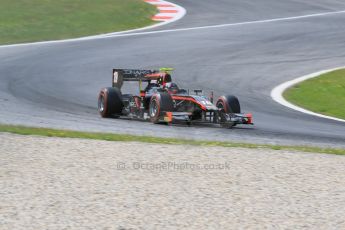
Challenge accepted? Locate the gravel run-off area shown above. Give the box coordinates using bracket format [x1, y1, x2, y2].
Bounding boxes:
[1, 133, 345, 229]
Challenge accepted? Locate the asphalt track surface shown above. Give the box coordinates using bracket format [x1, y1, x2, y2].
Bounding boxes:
[1, 0, 345, 148]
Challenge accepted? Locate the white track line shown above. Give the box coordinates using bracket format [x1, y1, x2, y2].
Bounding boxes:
[1, 9, 345, 48]
[271, 67, 345, 123]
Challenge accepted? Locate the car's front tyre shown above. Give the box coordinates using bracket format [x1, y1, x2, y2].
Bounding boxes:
[216, 95, 241, 128]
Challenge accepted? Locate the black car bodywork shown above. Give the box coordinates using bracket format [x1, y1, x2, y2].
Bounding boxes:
[98, 68, 253, 128]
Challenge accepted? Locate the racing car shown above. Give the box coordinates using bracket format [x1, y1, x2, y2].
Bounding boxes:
[98, 68, 253, 128]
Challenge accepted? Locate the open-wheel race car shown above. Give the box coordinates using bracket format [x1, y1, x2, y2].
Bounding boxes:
[98, 68, 253, 128]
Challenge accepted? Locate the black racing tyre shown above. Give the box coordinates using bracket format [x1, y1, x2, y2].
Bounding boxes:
[98, 87, 124, 118]
[216, 95, 241, 128]
[149, 93, 174, 124]
[216, 95, 241, 113]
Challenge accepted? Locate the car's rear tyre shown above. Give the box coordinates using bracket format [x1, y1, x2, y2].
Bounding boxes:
[149, 93, 174, 124]
[98, 87, 123, 118]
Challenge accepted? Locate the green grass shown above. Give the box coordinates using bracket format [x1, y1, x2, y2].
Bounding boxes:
[0, 0, 157, 44]
[284, 69, 345, 120]
[1, 124, 344, 155]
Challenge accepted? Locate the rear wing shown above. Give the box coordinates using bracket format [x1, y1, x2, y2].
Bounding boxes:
[112, 69, 158, 88]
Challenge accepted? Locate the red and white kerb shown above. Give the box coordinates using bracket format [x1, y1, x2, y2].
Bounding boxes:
[144, 0, 182, 22]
